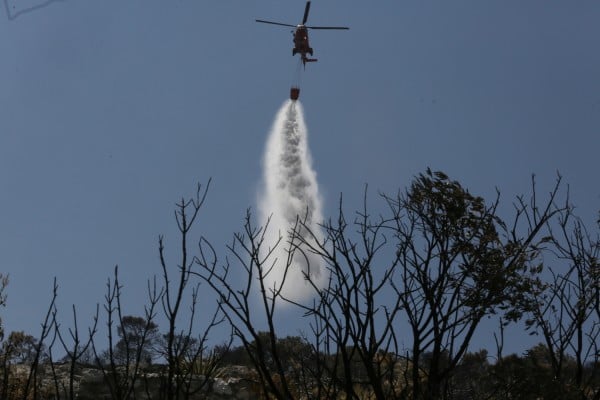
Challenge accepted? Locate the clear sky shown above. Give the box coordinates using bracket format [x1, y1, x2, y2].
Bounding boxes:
[1, 0, 599, 355]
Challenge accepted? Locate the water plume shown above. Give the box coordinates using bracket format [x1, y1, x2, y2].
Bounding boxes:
[258, 100, 326, 303]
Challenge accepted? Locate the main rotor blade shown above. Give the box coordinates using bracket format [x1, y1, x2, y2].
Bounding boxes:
[255, 19, 297, 28]
[306, 26, 350, 30]
[302, 1, 311, 25]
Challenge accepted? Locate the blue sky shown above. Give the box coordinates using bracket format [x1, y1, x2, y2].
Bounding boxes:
[1, 0, 599, 355]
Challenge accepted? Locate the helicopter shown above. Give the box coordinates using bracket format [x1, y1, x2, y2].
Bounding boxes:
[256, 1, 349, 67]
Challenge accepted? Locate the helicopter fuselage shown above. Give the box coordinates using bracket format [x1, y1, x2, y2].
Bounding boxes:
[292, 25, 316, 64]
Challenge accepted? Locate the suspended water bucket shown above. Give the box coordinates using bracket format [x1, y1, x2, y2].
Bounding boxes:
[290, 87, 300, 101]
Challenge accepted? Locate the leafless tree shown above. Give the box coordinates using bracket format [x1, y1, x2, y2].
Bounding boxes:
[195, 211, 300, 399]
[48, 304, 99, 399]
[290, 191, 405, 400]
[525, 200, 600, 398]
[90, 266, 161, 400]
[24, 279, 57, 400]
[157, 180, 229, 400]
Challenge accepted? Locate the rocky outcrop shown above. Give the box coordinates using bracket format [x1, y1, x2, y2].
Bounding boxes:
[9, 363, 260, 399]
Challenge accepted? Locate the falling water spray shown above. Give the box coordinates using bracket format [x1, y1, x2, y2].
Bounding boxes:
[258, 100, 326, 302]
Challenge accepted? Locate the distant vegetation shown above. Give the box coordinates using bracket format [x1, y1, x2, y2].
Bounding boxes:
[1, 170, 598, 399]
